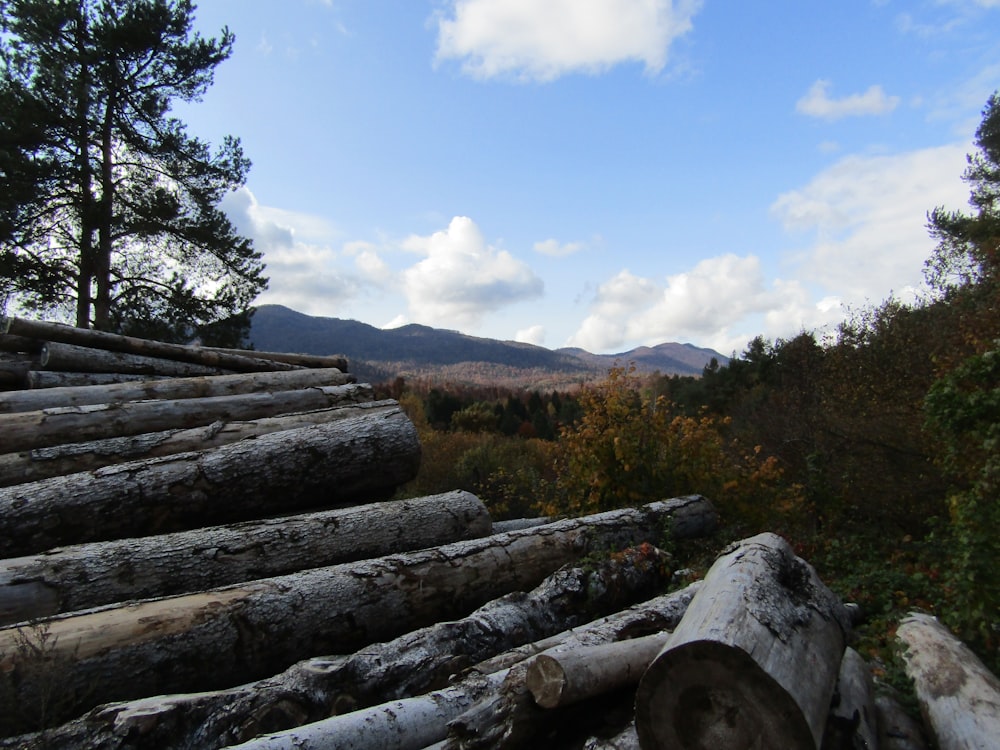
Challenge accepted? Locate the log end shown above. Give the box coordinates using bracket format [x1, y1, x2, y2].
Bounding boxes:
[526, 653, 568, 709]
[634, 640, 816, 750]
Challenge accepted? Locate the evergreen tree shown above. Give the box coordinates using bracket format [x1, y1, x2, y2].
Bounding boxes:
[0, 0, 266, 344]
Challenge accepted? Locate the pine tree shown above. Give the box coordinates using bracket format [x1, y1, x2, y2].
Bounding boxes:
[0, 0, 266, 344]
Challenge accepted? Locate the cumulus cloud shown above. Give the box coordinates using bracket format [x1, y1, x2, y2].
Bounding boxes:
[434, 0, 702, 81]
[796, 80, 900, 119]
[534, 238, 584, 257]
[219, 187, 364, 317]
[771, 144, 970, 303]
[567, 257, 854, 356]
[401, 216, 544, 329]
[515, 325, 546, 346]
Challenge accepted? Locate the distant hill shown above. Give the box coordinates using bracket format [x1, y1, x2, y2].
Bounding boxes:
[248, 305, 727, 388]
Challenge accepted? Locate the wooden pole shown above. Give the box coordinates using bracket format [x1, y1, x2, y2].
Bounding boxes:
[0, 366, 355, 414]
[40, 341, 232, 376]
[897, 612, 1000, 750]
[1, 316, 301, 372]
[0, 403, 421, 555]
[634, 532, 851, 750]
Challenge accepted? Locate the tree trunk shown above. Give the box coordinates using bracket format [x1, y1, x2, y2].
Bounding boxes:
[0, 366, 356, 414]
[40, 341, 232, 376]
[634, 532, 852, 750]
[202, 347, 349, 372]
[1, 316, 301, 372]
[0, 403, 421, 555]
[25, 371, 172, 388]
[526, 632, 670, 709]
[0, 385, 374, 487]
[0, 361, 31, 390]
[0, 334, 43, 354]
[229, 672, 508, 750]
[0, 552, 684, 749]
[0, 381, 370, 454]
[444, 584, 702, 750]
[821, 647, 878, 750]
[896, 612, 1000, 750]
[0, 490, 491, 625]
[0, 497, 714, 734]
[874, 691, 927, 750]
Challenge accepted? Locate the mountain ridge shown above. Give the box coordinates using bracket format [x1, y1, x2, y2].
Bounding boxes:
[249, 304, 727, 388]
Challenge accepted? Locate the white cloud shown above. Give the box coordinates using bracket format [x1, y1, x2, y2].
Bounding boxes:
[515, 325, 546, 346]
[567, 256, 859, 356]
[401, 216, 544, 329]
[771, 143, 970, 302]
[220, 187, 362, 317]
[534, 238, 584, 257]
[796, 80, 900, 120]
[434, 0, 702, 82]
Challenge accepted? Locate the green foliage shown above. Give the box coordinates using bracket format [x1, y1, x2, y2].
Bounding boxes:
[0, 0, 266, 339]
[925, 342, 1000, 654]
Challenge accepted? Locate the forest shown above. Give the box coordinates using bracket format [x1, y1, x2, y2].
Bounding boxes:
[383, 93, 1000, 680]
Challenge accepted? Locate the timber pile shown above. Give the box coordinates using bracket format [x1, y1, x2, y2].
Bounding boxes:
[0, 319, 996, 748]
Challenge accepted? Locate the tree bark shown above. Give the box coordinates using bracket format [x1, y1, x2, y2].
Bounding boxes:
[896, 612, 1000, 750]
[0, 497, 714, 735]
[0, 490, 491, 625]
[0, 366, 355, 414]
[821, 647, 878, 750]
[0, 385, 374, 487]
[526, 632, 670, 709]
[0, 552, 684, 749]
[443, 584, 702, 750]
[39, 341, 231, 376]
[25, 371, 172, 389]
[1, 316, 301, 372]
[874, 691, 927, 750]
[0, 334, 43, 354]
[0, 403, 421, 555]
[634, 532, 852, 750]
[0, 380, 369, 454]
[0, 361, 31, 390]
[202, 347, 349, 372]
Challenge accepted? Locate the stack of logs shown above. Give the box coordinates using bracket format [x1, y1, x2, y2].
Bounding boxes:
[0, 317, 998, 749]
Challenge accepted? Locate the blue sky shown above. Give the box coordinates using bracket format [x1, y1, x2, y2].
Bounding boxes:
[175, 0, 999, 356]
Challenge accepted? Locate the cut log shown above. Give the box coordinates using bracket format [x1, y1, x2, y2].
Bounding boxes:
[229, 672, 508, 750]
[0, 361, 30, 390]
[203, 346, 349, 372]
[634, 532, 852, 750]
[0, 553, 686, 749]
[0, 334, 43, 354]
[1, 316, 301, 372]
[26, 371, 172, 388]
[0, 497, 714, 735]
[526, 632, 671, 709]
[0, 490, 491, 625]
[0, 366, 355, 414]
[0, 380, 367, 454]
[0, 403, 421, 555]
[896, 612, 1000, 750]
[444, 584, 702, 750]
[0, 385, 374, 486]
[874, 691, 927, 750]
[40, 341, 232, 376]
[821, 647, 878, 750]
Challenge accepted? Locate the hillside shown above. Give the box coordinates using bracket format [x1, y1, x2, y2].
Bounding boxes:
[248, 305, 727, 388]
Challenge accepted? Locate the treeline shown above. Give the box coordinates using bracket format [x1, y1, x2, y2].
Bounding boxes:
[386, 92, 1000, 672]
